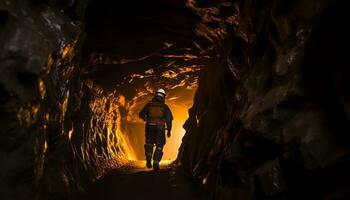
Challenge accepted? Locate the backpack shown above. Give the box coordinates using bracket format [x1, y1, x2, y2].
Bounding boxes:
[147, 102, 165, 125]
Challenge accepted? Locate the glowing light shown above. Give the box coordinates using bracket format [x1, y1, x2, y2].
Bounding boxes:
[43, 141, 48, 153]
[17, 105, 39, 127]
[168, 96, 179, 101]
[88, 90, 137, 162]
[162, 70, 177, 78]
[170, 79, 186, 89]
[60, 90, 69, 123]
[202, 177, 208, 185]
[161, 54, 198, 60]
[61, 41, 77, 60]
[68, 127, 74, 140]
[38, 78, 46, 99]
[145, 69, 155, 74]
[108, 64, 199, 161]
[162, 90, 195, 160]
[162, 66, 200, 79]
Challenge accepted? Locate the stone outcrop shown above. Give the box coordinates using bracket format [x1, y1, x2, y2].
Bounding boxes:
[178, 0, 350, 199]
[0, 1, 133, 199]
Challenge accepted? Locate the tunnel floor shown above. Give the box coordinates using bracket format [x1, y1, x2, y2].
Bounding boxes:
[76, 161, 200, 200]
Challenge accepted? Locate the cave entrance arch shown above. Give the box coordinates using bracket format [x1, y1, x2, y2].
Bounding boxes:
[81, 0, 202, 161]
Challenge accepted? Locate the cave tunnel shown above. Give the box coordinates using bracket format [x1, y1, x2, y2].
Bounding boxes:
[1, 0, 350, 200]
[81, 0, 201, 161]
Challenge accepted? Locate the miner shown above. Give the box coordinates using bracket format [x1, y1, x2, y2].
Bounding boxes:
[139, 89, 173, 170]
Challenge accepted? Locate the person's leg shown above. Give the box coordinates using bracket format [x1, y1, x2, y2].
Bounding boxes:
[152, 146, 163, 170]
[144, 125, 155, 168]
[153, 125, 166, 170]
[144, 144, 153, 168]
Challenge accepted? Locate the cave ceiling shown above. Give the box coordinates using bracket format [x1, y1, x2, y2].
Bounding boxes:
[81, 0, 237, 101]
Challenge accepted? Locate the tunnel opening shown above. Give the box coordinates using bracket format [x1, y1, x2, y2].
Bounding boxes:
[81, 0, 202, 162]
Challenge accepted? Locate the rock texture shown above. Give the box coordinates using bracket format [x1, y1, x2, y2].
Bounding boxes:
[1, 0, 350, 199]
[178, 0, 350, 199]
[0, 1, 133, 199]
[81, 0, 203, 160]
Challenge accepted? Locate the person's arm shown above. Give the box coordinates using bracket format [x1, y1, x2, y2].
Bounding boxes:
[139, 103, 149, 121]
[164, 105, 173, 137]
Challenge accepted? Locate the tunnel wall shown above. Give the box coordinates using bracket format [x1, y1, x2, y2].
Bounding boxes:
[0, 1, 132, 199]
[178, 0, 350, 199]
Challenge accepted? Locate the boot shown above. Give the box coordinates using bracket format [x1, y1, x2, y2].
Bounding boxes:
[144, 144, 154, 169]
[146, 159, 152, 169]
[153, 147, 163, 171]
[153, 161, 160, 171]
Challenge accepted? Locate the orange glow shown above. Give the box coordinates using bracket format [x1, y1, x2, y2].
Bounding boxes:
[38, 78, 46, 99]
[109, 87, 197, 162]
[88, 61, 200, 163]
[85, 85, 137, 165]
[163, 95, 194, 160]
[112, 66, 199, 161]
[17, 105, 39, 127]
[120, 87, 197, 161]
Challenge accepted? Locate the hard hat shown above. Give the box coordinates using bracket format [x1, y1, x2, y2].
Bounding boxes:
[156, 88, 166, 97]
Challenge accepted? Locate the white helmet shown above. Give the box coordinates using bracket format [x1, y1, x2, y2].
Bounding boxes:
[156, 88, 166, 97]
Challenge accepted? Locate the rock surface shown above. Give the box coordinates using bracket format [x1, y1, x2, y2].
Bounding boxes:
[0, 1, 133, 199]
[177, 0, 350, 199]
[1, 0, 350, 199]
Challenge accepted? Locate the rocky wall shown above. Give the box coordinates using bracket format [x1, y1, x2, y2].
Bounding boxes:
[0, 1, 132, 199]
[178, 0, 350, 199]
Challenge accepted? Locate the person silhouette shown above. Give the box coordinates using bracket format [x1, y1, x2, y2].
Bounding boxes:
[139, 89, 173, 170]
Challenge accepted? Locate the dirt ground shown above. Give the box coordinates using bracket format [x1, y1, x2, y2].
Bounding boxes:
[76, 161, 201, 200]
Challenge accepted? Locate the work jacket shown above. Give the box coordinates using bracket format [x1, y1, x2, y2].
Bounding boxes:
[139, 96, 173, 132]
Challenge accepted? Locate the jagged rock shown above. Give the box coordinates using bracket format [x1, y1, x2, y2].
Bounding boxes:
[178, 0, 350, 199]
[1, 0, 350, 199]
[256, 158, 287, 197]
[0, 1, 126, 199]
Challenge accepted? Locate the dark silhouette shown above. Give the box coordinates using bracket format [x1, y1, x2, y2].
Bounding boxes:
[139, 89, 173, 170]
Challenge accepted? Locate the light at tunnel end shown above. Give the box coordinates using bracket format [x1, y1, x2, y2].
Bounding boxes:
[122, 87, 197, 161]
